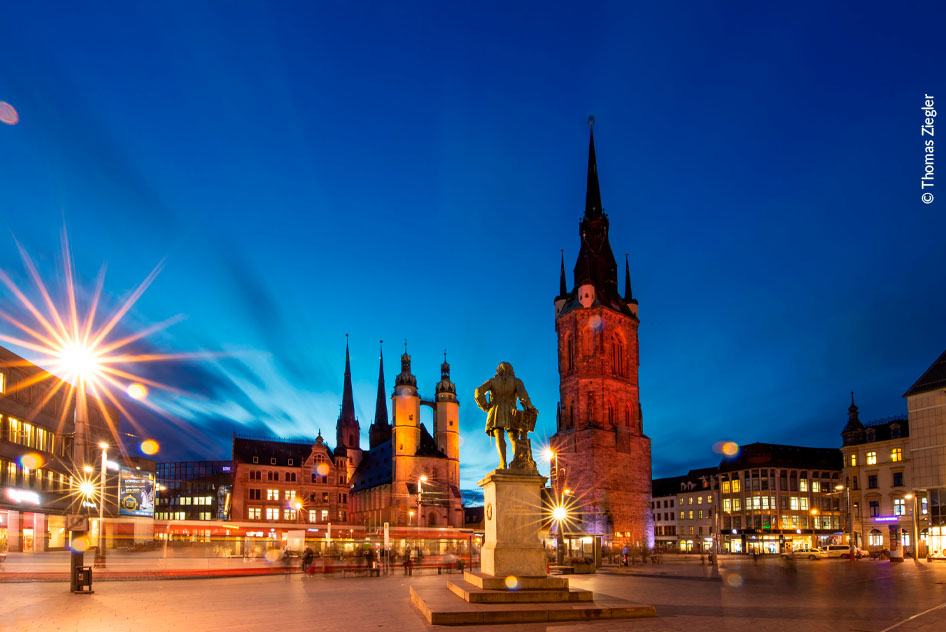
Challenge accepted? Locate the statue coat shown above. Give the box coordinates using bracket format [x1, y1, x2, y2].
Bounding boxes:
[474, 372, 535, 435]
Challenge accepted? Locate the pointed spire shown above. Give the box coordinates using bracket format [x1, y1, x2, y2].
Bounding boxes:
[339, 334, 355, 423]
[624, 253, 634, 302]
[842, 391, 864, 435]
[585, 117, 602, 218]
[559, 250, 567, 296]
[436, 348, 456, 398]
[374, 340, 388, 426]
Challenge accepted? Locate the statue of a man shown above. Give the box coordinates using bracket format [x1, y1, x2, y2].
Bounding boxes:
[474, 362, 538, 470]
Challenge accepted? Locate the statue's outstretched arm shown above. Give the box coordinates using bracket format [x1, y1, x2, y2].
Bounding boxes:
[474, 379, 493, 412]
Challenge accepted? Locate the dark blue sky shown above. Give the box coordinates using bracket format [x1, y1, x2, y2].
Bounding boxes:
[1, 2, 944, 488]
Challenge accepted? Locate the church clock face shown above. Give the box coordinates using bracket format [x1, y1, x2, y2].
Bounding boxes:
[578, 284, 596, 308]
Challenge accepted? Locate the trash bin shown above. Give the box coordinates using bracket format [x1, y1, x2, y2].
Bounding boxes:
[72, 565, 94, 593]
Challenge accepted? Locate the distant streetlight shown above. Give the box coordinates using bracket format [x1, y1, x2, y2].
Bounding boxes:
[417, 475, 428, 527]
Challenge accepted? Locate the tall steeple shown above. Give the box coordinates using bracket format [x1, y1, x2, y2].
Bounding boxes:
[841, 391, 865, 445]
[369, 341, 391, 448]
[573, 119, 621, 307]
[624, 254, 636, 304]
[585, 117, 603, 217]
[336, 335, 360, 453]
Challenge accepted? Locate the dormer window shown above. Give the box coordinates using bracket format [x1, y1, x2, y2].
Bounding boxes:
[865, 429, 875, 442]
[252, 456, 258, 464]
[288, 459, 293, 466]
[890, 424, 901, 439]
[271, 458, 276, 465]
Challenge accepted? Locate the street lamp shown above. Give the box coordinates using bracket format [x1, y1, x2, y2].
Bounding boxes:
[833, 483, 855, 560]
[906, 493, 918, 559]
[545, 449, 566, 566]
[408, 510, 414, 527]
[417, 475, 427, 528]
[94, 442, 108, 568]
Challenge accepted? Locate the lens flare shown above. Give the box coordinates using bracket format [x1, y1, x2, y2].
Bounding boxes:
[264, 549, 280, 564]
[79, 481, 96, 497]
[19, 453, 44, 469]
[589, 315, 605, 332]
[316, 463, 330, 476]
[724, 572, 744, 587]
[140, 439, 160, 455]
[70, 535, 90, 553]
[504, 575, 519, 590]
[127, 383, 148, 400]
[722, 441, 739, 456]
[552, 506, 567, 521]
[0, 102, 18, 125]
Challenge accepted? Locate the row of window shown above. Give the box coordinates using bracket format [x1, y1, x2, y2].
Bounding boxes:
[158, 496, 213, 506]
[721, 471, 840, 494]
[1, 416, 71, 457]
[722, 513, 841, 530]
[245, 507, 344, 522]
[853, 471, 904, 490]
[154, 512, 213, 521]
[849, 448, 902, 467]
[0, 458, 73, 493]
[245, 489, 347, 504]
[246, 469, 345, 485]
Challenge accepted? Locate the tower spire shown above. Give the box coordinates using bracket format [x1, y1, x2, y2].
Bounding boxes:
[340, 334, 355, 424]
[624, 253, 636, 303]
[369, 340, 391, 448]
[559, 249, 567, 296]
[585, 117, 602, 218]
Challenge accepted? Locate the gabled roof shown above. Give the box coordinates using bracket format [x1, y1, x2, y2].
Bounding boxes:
[232, 436, 318, 467]
[416, 423, 447, 458]
[652, 466, 718, 498]
[904, 349, 946, 397]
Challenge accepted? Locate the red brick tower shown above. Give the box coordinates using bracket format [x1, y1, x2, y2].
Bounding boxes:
[550, 123, 653, 549]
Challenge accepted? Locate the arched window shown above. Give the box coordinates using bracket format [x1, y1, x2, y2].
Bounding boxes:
[608, 405, 614, 425]
[581, 325, 594, 356]
[568, 402, 574, 428]
[625, 406, 631, 428]
[587, 393, 595, 424]
[610, 335, 625, 375]
[869, 529, 883, 547]
[567, 335, 575, 372]
[428, 512, 437, 527]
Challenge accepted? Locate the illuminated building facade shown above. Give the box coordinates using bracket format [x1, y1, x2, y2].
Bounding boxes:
[719, 443, 843, 554]
[348, 345, 463, 528]
[904, 348, 946, 558]
[549, 126, 653, 548]
[840, 396, 912, 554]
[651, 467, 717, 553]
[0, 345, 115, 553]
[155, 461, 234, 522]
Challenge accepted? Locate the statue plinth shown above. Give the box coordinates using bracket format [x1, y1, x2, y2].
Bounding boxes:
[478, 469, 548, 578]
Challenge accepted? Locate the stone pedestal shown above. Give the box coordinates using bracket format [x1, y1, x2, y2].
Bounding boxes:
[479, 469, 547, 578]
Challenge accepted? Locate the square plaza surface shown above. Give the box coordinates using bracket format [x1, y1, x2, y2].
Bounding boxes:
[2, 558, 946, 631]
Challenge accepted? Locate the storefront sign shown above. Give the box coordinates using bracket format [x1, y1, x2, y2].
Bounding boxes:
[119, 468, 155, 517]
[4, 487, 40, 505]
[873, 516, 900, 523]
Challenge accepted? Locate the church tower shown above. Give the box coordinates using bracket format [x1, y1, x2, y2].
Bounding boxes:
[434, 352, 460, 490]
[369, 342, 392, 448]
[336, 336, 363, 476]
[550, 122, 653, 548]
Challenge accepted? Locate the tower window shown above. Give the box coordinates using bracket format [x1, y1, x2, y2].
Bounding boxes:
[608, 406, 613, 425]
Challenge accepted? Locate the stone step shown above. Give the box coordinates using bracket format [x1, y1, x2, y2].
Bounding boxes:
[463, 570, 569, 591]
[410, 585, 657, 626]
[447, 579, 594, 603]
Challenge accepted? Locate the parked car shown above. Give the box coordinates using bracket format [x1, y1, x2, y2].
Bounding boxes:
[782, 547, 825, 560]
[824, 544, 859, 558]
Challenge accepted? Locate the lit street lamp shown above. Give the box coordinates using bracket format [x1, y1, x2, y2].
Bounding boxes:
[417, 475, 427, 528]
[94, 442, 108, 568]
[834, 483, 855, 560]
[905, 493, 918, 559]
[545, 449, 566, 566]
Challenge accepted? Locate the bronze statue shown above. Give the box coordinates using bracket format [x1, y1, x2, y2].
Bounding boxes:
[474, 362, 538, 471]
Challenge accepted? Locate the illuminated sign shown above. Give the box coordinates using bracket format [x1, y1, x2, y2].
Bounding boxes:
[221, 466, 231, 472]
[873, 515, 900, 523]
[119, 468, 155, 517]
[4, 487, 40, 505]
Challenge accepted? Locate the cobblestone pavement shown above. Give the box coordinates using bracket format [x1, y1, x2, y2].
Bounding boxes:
[2, 557, 945, 631]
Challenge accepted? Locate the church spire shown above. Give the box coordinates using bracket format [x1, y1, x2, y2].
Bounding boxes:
[585, 117, 602, 218]
[624, 253, 636, 303]
[369, 340, 391, 448]
[340, 334, 355, 424]
[559, 250, 567, 297]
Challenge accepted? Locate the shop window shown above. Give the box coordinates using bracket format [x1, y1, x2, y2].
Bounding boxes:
[869, 529, 883, 547]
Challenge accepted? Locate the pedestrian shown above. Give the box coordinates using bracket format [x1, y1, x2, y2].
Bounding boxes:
[302, 546, 314, 577]
[622, 544, 628, 567]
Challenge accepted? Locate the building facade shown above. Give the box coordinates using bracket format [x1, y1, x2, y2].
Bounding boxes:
[155, 461, 234, 522]
[1, 345, 115, 553]
[651, 467, 717, 553]
[905, 348, 946, 558]
[840, 395, 912, 554]
[348, 345, 463, 529]
[549, 126, 653, 549]
[719, 443, 843, 554]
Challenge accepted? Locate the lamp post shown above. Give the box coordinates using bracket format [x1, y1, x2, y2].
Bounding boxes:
[545, 449, 566, 566]
[906, 493, 918, 559]
[834, 484, 855, 559]
[94, 442, 108, 568]
[417, 475, 427, 528]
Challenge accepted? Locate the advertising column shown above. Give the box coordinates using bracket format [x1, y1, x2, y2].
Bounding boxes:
[119, 468, 155, 544]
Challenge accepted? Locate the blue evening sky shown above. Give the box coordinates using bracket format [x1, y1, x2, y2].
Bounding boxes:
[0, 2, 943, 489]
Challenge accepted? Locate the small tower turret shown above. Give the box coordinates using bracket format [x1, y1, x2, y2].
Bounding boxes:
[393, 342, 420, 457]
